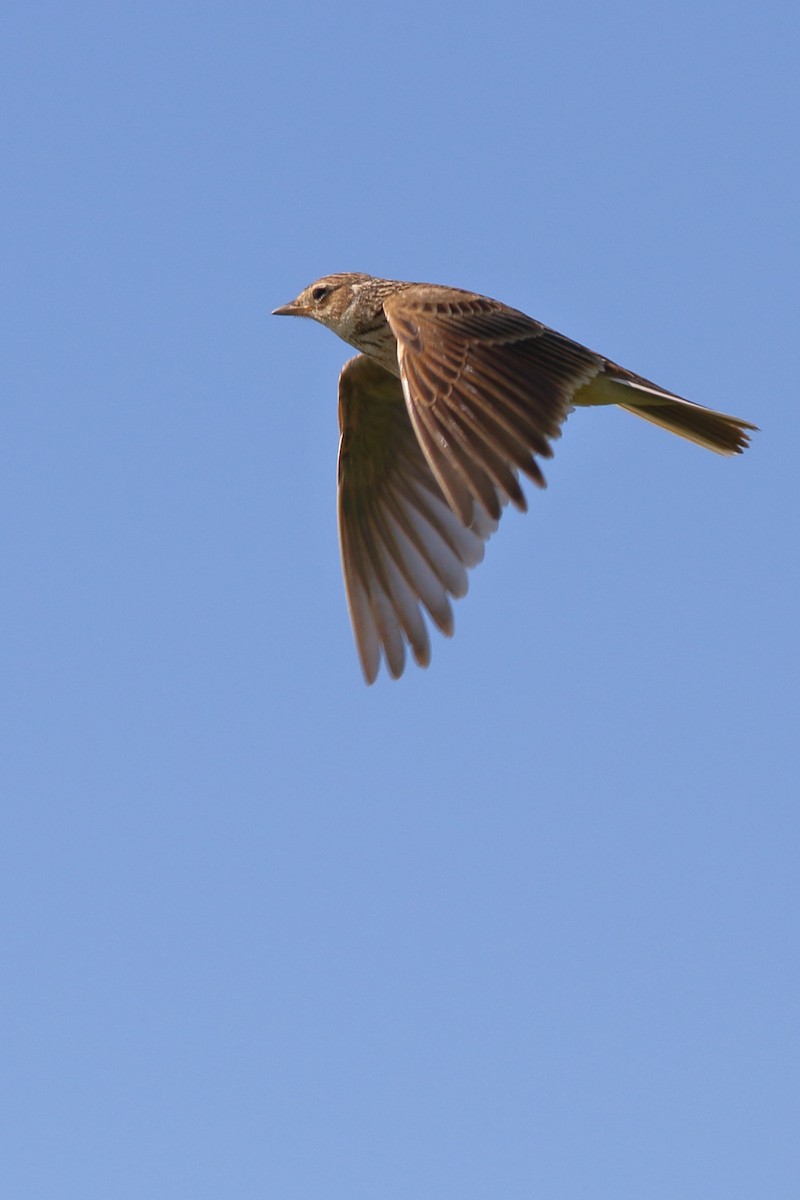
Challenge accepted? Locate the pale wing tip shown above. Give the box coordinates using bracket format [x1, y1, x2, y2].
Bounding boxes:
[359, 648, 379, 686]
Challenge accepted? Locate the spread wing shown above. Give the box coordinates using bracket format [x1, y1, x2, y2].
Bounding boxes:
[383, 287, 605, 524]
[337, 355, 502, 684]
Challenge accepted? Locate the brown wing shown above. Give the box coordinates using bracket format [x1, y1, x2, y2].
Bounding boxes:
[383, 286, 606, 524]
[337, 355, 503, 684]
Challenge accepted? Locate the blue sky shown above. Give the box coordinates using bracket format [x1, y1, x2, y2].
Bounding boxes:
[2, 2, 798, 1197]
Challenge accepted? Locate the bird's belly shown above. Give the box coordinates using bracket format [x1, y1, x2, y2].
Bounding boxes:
[349, 328, 401, 377]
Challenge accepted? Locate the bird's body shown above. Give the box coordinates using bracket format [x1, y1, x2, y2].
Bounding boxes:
[274, 273, 756, 683]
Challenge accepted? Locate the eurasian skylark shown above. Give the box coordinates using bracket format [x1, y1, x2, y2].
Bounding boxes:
[274, 273, 756, 683]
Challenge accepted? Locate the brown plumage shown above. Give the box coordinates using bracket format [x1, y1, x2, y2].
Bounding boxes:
[274, 273, 756, 683]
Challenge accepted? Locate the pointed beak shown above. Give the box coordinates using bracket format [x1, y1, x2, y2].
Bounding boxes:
[272, 298, 308, 317]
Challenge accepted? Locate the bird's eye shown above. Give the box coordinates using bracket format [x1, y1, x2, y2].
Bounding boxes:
[311, 285, 330, 303]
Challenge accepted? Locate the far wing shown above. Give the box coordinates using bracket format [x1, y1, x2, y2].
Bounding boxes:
[337, 354, 501, 684]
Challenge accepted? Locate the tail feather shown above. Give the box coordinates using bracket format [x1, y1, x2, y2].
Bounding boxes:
[576, 375, 757, 456]
[617, 397, 755, 455]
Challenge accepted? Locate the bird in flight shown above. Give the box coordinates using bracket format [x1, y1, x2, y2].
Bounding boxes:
[274, 273, 756, 684]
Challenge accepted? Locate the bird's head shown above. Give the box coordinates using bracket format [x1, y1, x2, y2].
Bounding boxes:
[273, 273, 381, 334]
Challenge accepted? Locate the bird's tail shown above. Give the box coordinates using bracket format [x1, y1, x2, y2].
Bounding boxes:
[575, 374, 757, 455]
